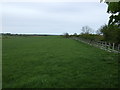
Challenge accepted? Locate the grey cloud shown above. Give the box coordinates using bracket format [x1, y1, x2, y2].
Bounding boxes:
[2, 2, 109, 34]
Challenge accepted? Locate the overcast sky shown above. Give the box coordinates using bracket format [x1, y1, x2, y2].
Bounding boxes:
[1, 2, 109, 35]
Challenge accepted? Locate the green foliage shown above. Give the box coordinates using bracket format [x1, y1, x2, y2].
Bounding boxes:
[100, 24, 120, 43]
[99, 0, 120, 44]
[106, 1, 120, 26]
[79, 34, 104, 41]
[2, 36, 118, 88]
[107, 2, 120, 14]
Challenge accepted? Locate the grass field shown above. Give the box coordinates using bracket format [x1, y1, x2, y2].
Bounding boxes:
[2, 36, 118, 88]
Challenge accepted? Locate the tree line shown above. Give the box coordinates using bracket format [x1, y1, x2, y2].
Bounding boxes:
[64, 1, 120, 45]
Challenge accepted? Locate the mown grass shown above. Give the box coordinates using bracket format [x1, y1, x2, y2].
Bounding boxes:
[2, 36, 118, 88]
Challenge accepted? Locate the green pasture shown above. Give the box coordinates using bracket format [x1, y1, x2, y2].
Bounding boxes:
[2, 36, 118, 88]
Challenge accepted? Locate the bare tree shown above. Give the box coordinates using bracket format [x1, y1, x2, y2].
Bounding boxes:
[73, 33, 77, 36]
[96, 29, 101, 35]
[81, 26, 93, 34]
[64, 32, 69, 38]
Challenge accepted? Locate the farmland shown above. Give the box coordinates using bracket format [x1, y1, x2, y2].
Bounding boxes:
[2, 36, 118, 88]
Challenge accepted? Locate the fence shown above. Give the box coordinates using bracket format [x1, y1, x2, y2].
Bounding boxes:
[71, 37, 120, 53]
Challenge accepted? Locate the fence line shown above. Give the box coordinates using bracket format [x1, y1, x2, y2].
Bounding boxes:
[71, 37, 120, 53]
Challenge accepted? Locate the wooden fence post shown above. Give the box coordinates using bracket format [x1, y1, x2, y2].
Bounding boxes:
[105, 42, 107, 50]
[103, 42, 104, 49]
[112, 43, 115, 52]
[72, 37, 120, 53]
[108, 43, 111, 52]
[101, 42, 103, 49]
[99, 42, 101, 48]
[118, 44, 120, 52]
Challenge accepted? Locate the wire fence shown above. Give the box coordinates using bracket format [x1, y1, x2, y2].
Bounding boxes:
[71, 37, 120, 53]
